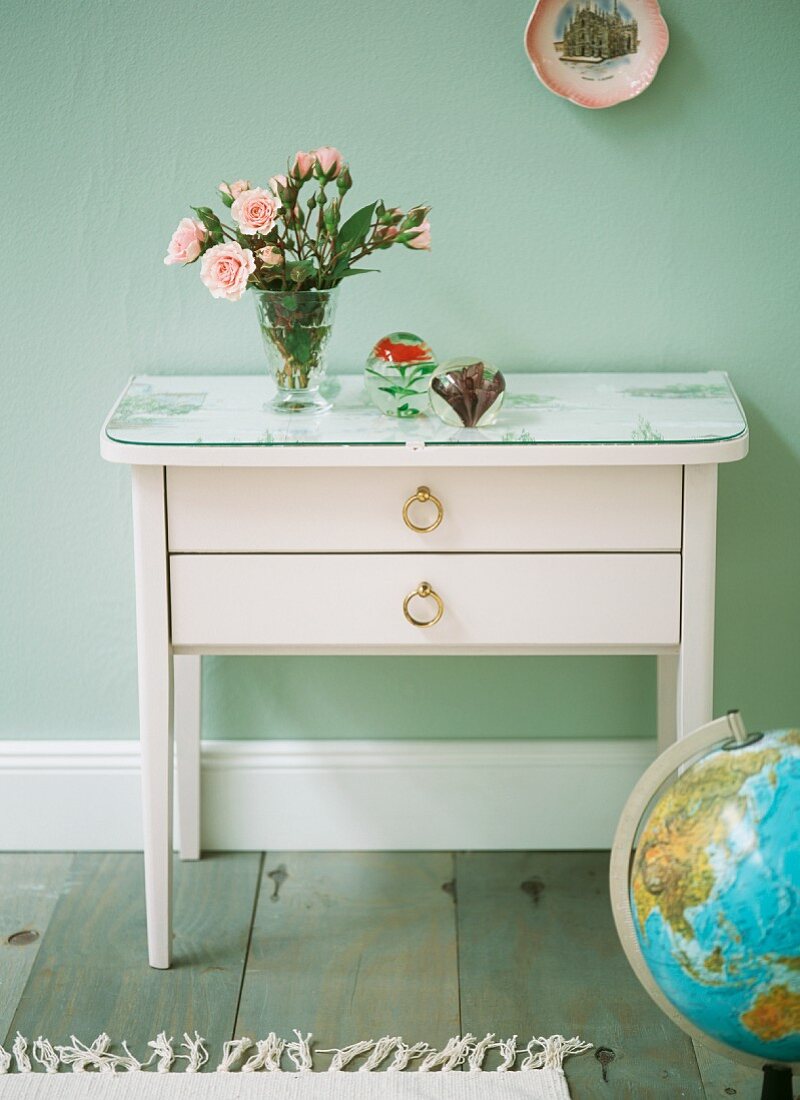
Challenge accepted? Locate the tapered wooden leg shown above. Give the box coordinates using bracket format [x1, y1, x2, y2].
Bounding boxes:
[174, 654, 202, 861]
[676, 464, 718, 740]
[132, 465, 173, 969]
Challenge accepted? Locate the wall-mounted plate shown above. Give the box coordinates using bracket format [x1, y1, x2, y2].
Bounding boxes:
[525, 0, 668, 109]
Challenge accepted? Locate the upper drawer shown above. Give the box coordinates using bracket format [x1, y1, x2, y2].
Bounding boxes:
[166, 466, 682, 552]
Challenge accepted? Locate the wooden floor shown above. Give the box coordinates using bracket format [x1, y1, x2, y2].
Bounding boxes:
[0, 851, 762, 1097]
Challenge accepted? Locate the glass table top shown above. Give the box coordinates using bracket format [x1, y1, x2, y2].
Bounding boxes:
[105, 372, 746, 448]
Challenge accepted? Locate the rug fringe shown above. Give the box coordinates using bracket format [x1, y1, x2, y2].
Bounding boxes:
[55, 1033, 118, 1073]
[32, 1038, 60, 1074]
[521, 1035, 594, 1071]
[0, 1031, 591, 1074]
[179, 1032, 209, 1074]
[496, 1034, 518, 1071]
[386, 1040, 431, 1071]
[146, 1031, 175, 1073]
[12, 1033, 32, 1074]
[360, 1036, 401, 1072]
[419, 1034, 475, 1073]
[285, 1030, 313, 1073]
[241, 1034, 285, 1073]
[216, 1037, 253, 1072]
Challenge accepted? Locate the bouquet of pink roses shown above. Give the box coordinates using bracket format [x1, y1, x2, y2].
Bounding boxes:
[164, 145, 431, 301]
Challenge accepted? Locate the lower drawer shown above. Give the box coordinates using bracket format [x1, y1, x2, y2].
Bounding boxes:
[170, 553, 680, 649]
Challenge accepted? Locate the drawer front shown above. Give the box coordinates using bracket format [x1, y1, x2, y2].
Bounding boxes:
[170, 553, 681, 648]
[166, 466, 682, 553]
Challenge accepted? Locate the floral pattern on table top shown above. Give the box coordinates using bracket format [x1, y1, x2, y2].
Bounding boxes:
[105, 372, 746, 447]
[621, 382, 731, 400]
[112, 391, 208, 424]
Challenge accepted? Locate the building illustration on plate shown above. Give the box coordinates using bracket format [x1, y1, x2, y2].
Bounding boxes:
[556, 0, 638, 62]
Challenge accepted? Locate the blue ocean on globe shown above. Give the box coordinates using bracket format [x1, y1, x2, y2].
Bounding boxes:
[631, 729, 800, 1062]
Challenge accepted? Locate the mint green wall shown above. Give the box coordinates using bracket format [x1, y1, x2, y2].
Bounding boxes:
[2, 0, 798, 742]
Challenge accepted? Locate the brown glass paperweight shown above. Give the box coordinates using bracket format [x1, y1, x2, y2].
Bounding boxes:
[429, 358, 505, 428]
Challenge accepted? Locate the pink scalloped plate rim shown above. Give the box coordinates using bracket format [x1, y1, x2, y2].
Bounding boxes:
[525, 0, 669, 109]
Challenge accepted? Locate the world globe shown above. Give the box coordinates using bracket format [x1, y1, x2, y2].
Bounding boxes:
[610, 713, 799, 1094]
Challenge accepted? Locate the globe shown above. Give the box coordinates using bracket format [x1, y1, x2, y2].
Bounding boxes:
[610, 715, 800, 1084]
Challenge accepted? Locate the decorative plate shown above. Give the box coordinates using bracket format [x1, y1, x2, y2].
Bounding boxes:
[525, 0, 669, 109]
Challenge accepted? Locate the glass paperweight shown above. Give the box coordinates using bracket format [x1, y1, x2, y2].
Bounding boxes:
[364, 332, 437, 418]
[429, 358, 506, 428]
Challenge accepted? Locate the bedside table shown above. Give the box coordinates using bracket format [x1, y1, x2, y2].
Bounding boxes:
[102, 371, 748, 968]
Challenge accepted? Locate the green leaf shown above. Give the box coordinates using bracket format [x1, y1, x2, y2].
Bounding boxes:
[283, 324, 312, 366]
[337, 267, 378, 278]
[285, 259, 317, 285]
[191, 206, 225, 244]
[336, 201, 376, 257]
[218, 189, 234, 208]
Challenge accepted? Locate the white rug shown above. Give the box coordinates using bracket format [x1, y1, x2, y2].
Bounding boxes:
[0, 1033, 591, 1100]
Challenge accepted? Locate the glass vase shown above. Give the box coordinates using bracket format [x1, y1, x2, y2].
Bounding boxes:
[253, 287, 339, 413]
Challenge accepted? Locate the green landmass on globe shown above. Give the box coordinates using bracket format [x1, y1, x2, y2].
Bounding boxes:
[630, 729, 800, 1060]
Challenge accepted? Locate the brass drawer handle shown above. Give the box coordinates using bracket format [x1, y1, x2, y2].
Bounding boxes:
[402, 486, 443, 533]
[403, 582, 444, 628]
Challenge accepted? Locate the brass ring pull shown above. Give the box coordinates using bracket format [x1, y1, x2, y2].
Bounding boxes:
[403, 582, 444, 628]
[402, 486, 444, 533]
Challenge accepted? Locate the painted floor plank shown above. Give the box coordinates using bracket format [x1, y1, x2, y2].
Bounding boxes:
[692, 1042, 765, 1099]
[455, 852, 706, 1099]
[235, 852, 460, 1064]
[6, 852, 262, 1066]
[0, 853, 74, 1042]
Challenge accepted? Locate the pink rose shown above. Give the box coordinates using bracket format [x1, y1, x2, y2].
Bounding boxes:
[219, 179, 251, 199]
[200, 242, 255, 301]
[269, 173, 287, 195]
[292, 151, 315, 181]
[163, 217, 206, 265]
[313, 146, 344, 180]
[257, 245, 282, 266]
[408, 220, 431, 250]
[375, 224, 399, 244]
[231, 187, 280, 235]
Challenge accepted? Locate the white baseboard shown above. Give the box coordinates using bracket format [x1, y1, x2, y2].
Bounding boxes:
[0, 738, 656, 851]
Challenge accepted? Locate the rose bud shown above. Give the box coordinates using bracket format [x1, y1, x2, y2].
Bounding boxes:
[336, 165, 352, 193]
[405, 219, 431, 250]
[374, 224, 399, 248]
[219, 179, 251, 200]
[313, 146, 344, 181]
[291, 151, 316, 181]
[257, 245, 282, 266]
[379, 206, 403, 225]
[402, 205, 429, 230]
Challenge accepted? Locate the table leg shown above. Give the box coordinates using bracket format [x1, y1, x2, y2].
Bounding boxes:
[676, 464, 718, 740]
[174, 654, 202, 861]
[132, 466, 173, 969]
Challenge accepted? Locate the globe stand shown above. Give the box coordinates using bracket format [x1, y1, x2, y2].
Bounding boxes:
[761, 1065, 793, 1100]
